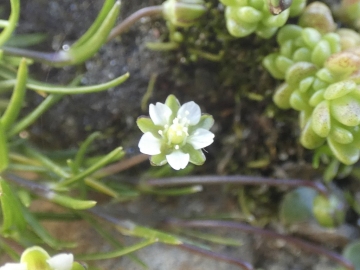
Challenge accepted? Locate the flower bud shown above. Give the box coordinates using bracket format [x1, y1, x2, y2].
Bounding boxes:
[163, 0, 207, 27]
[313, 194, 345, 228]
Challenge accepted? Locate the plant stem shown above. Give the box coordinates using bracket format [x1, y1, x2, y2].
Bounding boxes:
[89, 208, 254, 269]
[166, 219, 355, 270]
[94, 154, 149, 178]
[107, 5, 163, 41]
[179, 243, 254, 270]
[144, 175, 329, 196]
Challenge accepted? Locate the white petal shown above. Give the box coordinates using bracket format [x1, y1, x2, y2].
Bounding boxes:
[188, 128, 214, 149]
[47, 253, 73, 270]
[166, 150, 190, 170]
[177, 101, 201, 125]
[0, 263, 27, 270]
[138, 132, 162, 155]
[149, 102, 172, 126]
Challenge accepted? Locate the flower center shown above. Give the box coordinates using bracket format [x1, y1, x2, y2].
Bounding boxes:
[166, 117, 189, 145]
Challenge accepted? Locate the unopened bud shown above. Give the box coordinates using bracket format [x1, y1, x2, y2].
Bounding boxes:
[163, 0, 207, 27]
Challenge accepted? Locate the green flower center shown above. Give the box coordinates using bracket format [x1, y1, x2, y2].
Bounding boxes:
[164, 117, 189, 146]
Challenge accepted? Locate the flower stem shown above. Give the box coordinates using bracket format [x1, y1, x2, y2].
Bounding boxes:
[166, 219, 355, 270]
[179, 243, 254, 270]
[94, 154, 149, 178]
[88, 208, 254, 269]
[107, 5, 164, 41]
[143, 175, 329, 196]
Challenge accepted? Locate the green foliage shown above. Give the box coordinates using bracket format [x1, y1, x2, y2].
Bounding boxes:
[342, 241, 360, 270]
[279, 187, 316, 225]
[220, 0, 305, 38]
[263, 11, 360, 167]
[312, 194, 346, 228]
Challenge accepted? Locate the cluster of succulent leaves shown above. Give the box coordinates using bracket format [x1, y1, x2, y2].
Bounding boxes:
[262, 2, 360, 179]
[220, 0, 305, 38]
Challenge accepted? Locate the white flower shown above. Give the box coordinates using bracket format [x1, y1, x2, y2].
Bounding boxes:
[47, 253, 74, 270]
[0, 263, 27, 270]
[0, 247, 75, 270]
[137, 95, 214, 170]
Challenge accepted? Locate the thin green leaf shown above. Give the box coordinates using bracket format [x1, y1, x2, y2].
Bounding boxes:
[0, 122, 8, 172]
[0, 238, 20, 261]
[0, 65, 130, 94]
[77, 239, 156, 260]
[21, 204, 75, 248]
[71, 0, 115, 48]
[67, 1, 120, 65]
[81, 213, 148, 268]
[58, 147, 125, 187]
[4, 33, 47, 47]
[25, 147, 70, 178]
[73, 132, 101, 172]
[0, 58, 28, 131]
[49, 193, 96, 210]
[118, 223, 182, 245]
[0, 0, 20, 46]
[8, 94, 64, 137]
[0, 179, 27, 236]
[84, 177, 121, 198]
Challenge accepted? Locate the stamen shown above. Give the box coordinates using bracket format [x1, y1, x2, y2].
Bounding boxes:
[185, 110, 190, 115]
[175, 145, 180, 150]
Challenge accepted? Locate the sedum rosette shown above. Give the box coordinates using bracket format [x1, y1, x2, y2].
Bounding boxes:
[220, 0, 305, 39]
[137, 95, 214, 170]
[0, 246, 84, 270]
[262, 4, 360, 170]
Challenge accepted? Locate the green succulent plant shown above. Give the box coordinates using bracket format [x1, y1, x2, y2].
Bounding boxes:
[263, 17, 360, 166]
[220, 0, 305, 38]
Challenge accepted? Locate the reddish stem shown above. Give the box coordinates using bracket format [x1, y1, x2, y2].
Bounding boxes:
[166, 219, 355, 270]
[107, 5, 163, 41]
[179, 243, 254, 270]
